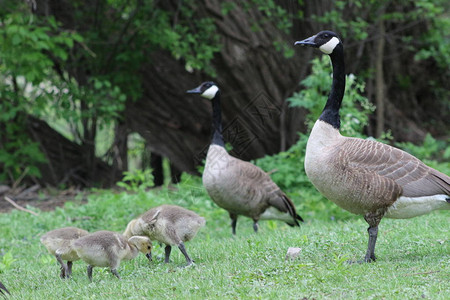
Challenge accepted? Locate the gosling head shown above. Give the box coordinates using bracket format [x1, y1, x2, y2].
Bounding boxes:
[128, 236, 153, 262]
[294, 30, 342, 55]
[186, 81, 219, 100]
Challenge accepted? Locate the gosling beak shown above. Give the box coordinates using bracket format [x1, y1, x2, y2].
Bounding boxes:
[186, 86, 202, 94]
[294, 35, 317, 47]
[146, 252, 152, 262]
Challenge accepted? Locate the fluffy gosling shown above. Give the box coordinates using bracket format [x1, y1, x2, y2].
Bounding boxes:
[40, 227, 89, 278]
[124, 204, 205, 266]
[72, 230, 152, 281]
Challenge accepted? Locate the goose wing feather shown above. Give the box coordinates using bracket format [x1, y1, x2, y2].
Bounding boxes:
[341, 138, 449, 197]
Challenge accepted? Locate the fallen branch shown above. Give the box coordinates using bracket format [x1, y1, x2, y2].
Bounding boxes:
[3, 196, 39, 216]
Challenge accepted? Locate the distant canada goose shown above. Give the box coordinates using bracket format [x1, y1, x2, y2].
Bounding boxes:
[295, 30, 450, 262]
[0, 281, 9, 295]
[72, 230, 152, 281]
[40, 227, 89, 278]
[123, 205, 205, 266]
[187, 82, 304, 235]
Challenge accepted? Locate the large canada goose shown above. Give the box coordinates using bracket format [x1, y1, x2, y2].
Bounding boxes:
[187, 82, 304, 235]
[40, 227, 89, 278]
[295, 30, 450, 262]
[0, 281, 9, 295]
[72, 230, 152, 281]
[123, 204, 205, 266]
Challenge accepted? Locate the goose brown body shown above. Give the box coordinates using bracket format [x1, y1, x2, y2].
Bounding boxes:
[306, 121, 449, 217]
[204, 145, 300, 223]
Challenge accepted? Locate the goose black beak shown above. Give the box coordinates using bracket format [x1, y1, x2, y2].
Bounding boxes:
[294, 35, 317, 47]
[186, 86, 202, 94]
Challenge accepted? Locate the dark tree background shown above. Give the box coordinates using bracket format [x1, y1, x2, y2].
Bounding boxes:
[0, 0, 448, 188]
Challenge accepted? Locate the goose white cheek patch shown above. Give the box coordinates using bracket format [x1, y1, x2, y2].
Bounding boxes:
[201, 85, 219, 100]
[319, 37, 340, 54]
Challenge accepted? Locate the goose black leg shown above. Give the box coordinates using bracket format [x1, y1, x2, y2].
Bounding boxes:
[178, 242, 193, 266]
[363, 212, 383, 263]
[230, 213, 238, 235]
[164, 245, 172, 263]
[365, 225, 378, 262]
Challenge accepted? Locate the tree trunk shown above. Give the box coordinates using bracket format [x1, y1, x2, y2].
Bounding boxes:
[26, 116, 114, 187]
[375, 16, 386, 138]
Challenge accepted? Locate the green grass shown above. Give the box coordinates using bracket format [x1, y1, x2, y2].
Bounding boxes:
[0, 179, 448, 299]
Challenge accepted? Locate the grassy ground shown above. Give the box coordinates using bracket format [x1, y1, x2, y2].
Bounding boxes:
[0, 180, 448, 299]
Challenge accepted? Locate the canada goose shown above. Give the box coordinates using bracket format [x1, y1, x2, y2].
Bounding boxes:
[72, 230, 152, 281]
[187, 82, 304, 235]
[0, 281, 9, 296]
[40, 227, 89, 278]
[295, 30, 450, 262]
[124, 204, 205, 266]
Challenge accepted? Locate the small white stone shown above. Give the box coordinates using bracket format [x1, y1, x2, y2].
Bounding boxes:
[285, 247, 301, 261]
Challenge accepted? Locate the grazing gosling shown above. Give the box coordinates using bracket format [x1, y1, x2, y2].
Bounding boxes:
[72, 230, 152, 281]
[0, 281, 9, 296]
[124, 205, 205, 266]
[40, 227, 89, 278]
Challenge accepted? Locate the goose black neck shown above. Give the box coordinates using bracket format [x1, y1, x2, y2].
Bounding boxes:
[319, 44, 345, 129]
[211, 91, 225, 147]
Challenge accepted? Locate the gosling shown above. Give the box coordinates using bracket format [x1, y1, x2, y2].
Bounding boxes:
[124, 204, 205, 266]
[40, 227, 89, 278]
[72, 230, 152, 281]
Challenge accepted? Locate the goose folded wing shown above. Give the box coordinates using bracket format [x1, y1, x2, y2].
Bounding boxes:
[342, 138, 449, 198]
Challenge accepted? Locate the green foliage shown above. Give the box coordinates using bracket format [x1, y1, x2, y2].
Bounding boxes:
[287, 56, 375, 137]
[396, 134, 450, 174]
[116, 169, 155, 192]
[0, 7, 81, 181]
[0, 251, 16, 273]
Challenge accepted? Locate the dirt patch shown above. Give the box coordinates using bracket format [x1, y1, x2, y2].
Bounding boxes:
[0, 185, 88, 214]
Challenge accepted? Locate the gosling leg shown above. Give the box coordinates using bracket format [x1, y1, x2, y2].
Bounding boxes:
[67, 261, 73, 277]
[178, 242, 193, 266]
[87, 265, 93, 282]
[55, 254, 68, 278]
[111, 269, 121, 279]
[164, 245, 172, 263]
